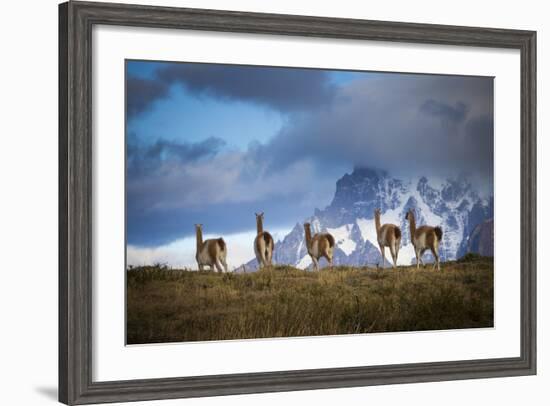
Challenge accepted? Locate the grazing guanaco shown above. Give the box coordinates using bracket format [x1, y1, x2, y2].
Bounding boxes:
[254, 212, 274, 268]
[405, 209, 443, 270]
[303, 222, 335, 271]
[195, 224, 228, 272]
[374, 208, 401, 268]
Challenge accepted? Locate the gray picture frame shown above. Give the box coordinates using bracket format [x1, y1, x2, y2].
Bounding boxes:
[59, 1, 537, 404]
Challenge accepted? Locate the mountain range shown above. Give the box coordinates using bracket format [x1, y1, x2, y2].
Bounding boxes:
[245, 167, 493, 270]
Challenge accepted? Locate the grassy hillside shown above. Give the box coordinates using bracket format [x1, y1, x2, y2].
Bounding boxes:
[127, 255, 493, 344]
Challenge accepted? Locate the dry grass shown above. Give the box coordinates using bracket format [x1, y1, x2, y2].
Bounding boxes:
[126, 255, 493, 344]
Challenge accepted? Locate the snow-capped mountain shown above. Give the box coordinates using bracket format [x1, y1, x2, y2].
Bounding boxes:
[247, 167, 493, 270]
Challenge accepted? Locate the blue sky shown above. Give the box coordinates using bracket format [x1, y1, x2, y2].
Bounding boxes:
[126, 60, 493, 267]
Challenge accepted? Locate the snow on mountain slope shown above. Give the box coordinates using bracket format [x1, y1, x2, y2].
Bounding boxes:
[326, 224, 357, 255]
[296, 255, 312, 269]
[356, 217, 377, 244]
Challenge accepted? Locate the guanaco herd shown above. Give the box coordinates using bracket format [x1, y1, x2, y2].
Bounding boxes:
[195, 208, 443, 272]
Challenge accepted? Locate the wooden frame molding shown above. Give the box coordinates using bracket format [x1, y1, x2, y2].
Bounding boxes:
[59, 1, 536, 404]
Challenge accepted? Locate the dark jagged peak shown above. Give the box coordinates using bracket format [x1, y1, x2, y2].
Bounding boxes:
[467, 219, 494, 257]
[417, 176, 429, 187]
[457, 198, 471, 211]
[324, 167, 404, 223]
[332, 167, 388, 203]
[271, 222, 308, 267]
[417, 176, 439, 200]
[403, 196, 419, 212]
[417, 176, 448, 215]
[276, 222, 303, 250]
[350, 222, 365, 244]
[286, 222, 302, 238]
[441, 175, 472, 202]
[466, 199, 493, 236]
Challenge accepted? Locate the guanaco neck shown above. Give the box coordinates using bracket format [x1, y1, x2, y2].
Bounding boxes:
[374, 211, 381, 234]
[408, 212, 416, 239]
[304, 224, 312, 249]
[195, 226, 203, 252]
[256, 216, 263, 235]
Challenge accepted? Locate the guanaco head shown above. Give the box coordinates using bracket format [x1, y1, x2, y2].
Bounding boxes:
[374, 208, 381, 216]
[194, 223, 203, 230]
[405, 209, 414, 221]
[255, 212, 264, 219]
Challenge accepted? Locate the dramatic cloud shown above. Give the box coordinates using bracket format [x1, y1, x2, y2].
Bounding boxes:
[158, 64, 336, 112]
[127, 63, 337, 118]
[126, 69, 494, 248]
[126, 77, 169, 117]
[420, 99, 468, 124]
[254, 75, 494, 185]
[127, 136, 226, 178]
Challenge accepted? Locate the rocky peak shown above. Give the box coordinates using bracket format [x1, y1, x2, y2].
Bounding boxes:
[247, 167, 493, 270]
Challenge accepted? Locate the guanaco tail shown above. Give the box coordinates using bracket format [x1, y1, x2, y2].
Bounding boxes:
[195, 224, 228, 272]
[303, 222, 335, 271]
[405, 209, 443, 271]
[254, 212, 274, 268]
[374, 208, 402, 268]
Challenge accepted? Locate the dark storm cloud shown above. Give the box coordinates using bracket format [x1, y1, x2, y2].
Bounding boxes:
[420, 99, 469, 124]
[127, 63, 337, 119]
[253, 75, 494, 184]
[158, 64, 336, 112]
[127, 196, 310, 247]
[126, 77, 169, 117]
[464, 113, 494, 174]
[127, 136, 226, 178]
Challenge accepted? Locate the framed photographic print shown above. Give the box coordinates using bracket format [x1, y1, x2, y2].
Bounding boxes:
[59, 1, 536, 404]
